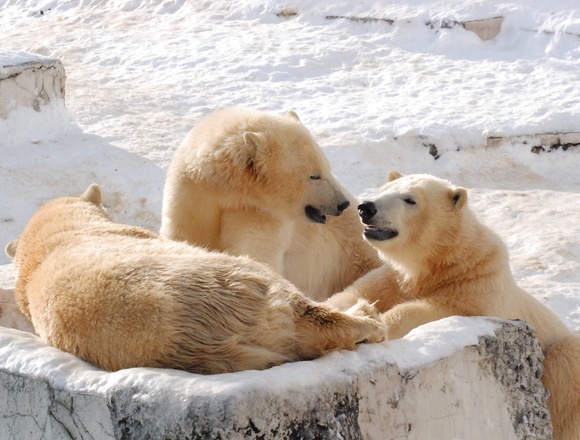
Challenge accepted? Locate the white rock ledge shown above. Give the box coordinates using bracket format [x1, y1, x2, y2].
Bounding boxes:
[0, 50, 66, 118]
[487, 132, 580, 150]
[0, 316, 552, 439]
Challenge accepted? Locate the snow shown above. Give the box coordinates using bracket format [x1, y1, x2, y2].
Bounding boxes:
[0, 316, 498, 394]
[0, 49, 53, 72]
[0, 0, 579, 386]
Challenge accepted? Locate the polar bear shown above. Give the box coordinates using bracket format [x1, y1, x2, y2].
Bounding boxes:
[326, 171, 580, 440]
[5, 184, 386, 375]
[160, 107, 381, 301]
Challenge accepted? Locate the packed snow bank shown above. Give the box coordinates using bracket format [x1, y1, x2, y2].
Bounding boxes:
[0, 126, 164, 266]
[0, 123, 165, 266]
[2, 1, 580, 172]
[0, 317, 552, 439]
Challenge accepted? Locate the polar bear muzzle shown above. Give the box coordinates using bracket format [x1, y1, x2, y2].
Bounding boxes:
[305, 200, 350, 224]
[305, 205, 327, 224]
[363, 226, 399, 241]
[358, 201, 399, 241]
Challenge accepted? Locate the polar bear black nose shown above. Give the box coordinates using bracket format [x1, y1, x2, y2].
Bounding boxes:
[358, 202, 377, 223]
[337, 200, 350, 215]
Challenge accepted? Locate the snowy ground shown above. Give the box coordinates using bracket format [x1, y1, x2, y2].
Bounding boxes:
[1, 0, 579, 340]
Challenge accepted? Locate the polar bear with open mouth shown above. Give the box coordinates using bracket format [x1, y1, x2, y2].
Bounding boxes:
[161, 107, 380, 300]
[327, 171, 580, 440]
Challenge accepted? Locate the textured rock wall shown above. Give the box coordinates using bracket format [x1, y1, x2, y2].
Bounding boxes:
[0, 317, 552, 439]
[0, 51, 66, 118]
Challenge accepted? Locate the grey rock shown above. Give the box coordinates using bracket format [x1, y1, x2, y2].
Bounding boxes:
[0, 51, 66, 118]
[0, 317, 552, 439]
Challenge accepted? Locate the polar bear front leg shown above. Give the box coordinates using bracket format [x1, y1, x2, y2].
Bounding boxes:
[325, 264, 404, 313]
[220, 209, 294, 274]
[380, 300, 453, 340]
[289, 295, 387, 359]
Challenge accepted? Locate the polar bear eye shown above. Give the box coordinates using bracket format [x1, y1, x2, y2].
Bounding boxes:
[310, 174, 321, 180]
[403, 197, 416, 205]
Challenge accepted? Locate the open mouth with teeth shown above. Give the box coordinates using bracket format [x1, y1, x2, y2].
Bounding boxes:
[305, 205, 326, 224]
[363, 224, 399, 241]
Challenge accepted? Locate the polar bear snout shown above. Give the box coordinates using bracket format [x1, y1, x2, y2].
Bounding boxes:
[337, 199, 350, 215]
[358, 202, 377, 223]
[358, 201, 399, 241]
[305, 199, 350, 224]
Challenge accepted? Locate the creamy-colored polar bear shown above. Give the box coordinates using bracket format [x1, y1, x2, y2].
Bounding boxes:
[327, 171, 580, 440]
[5, 185, 386, 375]
[161, 107, 381, 301]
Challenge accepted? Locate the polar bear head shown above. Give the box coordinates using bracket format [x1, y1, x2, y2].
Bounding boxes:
[357, 171, 468, 269]
[5, 184, 105, 263]
[185, 107, 351, 224]
[240, 110, 350, 223]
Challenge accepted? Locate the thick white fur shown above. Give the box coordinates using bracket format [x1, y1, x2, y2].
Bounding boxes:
[327, 172, 580, 440]
[161, 107, 380, 300]
[5, 184, 386, 375]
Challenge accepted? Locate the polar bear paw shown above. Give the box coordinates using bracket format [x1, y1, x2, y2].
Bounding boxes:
[345, 299, 381, 320]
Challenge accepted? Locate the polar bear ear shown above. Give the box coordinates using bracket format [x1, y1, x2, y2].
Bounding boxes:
[80, 184, 102, 205]
[285, 110, 301, 123]
[243, 132, 270, 177]
[450, 187, 468, 210]
[387, 170, 404, 182]
[243, 131, 269, 156]
[5, 238, 18, 259]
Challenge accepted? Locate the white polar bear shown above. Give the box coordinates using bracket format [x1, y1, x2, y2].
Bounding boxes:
[327, 171, 580, 440]
[5, 184, 386, 375]
[161, 107, 381, 301]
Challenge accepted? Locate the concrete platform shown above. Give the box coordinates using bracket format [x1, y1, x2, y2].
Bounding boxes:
[0, 317, 552, 439]
[324, 15, 504, 41]
[487, 132, 580, 151]
[0, 50, 66, 118]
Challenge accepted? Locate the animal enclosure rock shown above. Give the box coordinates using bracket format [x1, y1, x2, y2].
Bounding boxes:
[0, 316, 552, 439]
[0, 50, 66, 118]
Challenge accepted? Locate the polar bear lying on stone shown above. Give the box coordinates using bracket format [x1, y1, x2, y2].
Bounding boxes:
[161, 107, 381, 301]
[5, 184, 386, 375]
[327, 171, 580, 440]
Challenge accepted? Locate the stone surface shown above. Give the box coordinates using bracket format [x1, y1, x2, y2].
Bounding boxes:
[559, 132, 580, 146]
[487, 136, 504, 148]
[0, 50, 66, 118]
[463, 17, 504, 41]
[539, 134, 560, 146]
[0, 317, 552, 439]
[487, 132, 580, 151]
